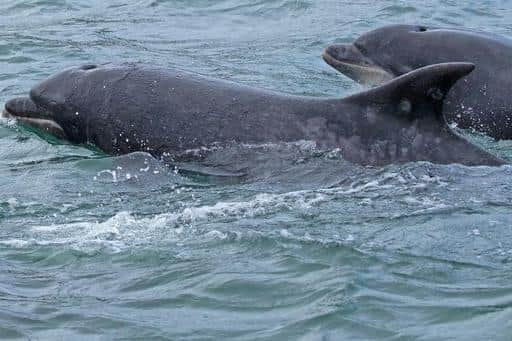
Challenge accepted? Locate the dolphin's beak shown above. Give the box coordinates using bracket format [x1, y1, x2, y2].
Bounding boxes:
[323, 44, 394, 86]
[4, 97, 43, 118]
[3, 97, 67, 139]
[323, 44, 370, 66]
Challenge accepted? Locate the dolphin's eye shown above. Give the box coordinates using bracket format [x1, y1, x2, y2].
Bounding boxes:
[48, 100, 65, 112]
[354, 41, 367, 54]
[81, 64, 97, 71]
[417, 26, 427, 32]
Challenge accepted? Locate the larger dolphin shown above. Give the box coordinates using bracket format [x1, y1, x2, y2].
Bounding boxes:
[323, 24, 512, 140]
[2, 62, 504, 166]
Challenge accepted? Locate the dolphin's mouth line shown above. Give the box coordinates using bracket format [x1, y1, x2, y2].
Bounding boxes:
[2, 105, 67, 139]
[322, 50, 369, 70]
[322, 50, 394, 86]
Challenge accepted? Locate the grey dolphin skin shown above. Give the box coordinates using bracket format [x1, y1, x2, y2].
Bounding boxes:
[323, 24, 512, 140]
[2, 62, 504, 166]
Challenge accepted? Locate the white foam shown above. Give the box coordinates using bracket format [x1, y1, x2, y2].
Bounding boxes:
[97, 169, 118, 182]
[280, 229, 292, 238]
[3, 168, 452, 252]
[6, 197, 19, 208]
[9, 189, 329, 250]
[0, 239, 32, 248]
[179, 140, 318, 157]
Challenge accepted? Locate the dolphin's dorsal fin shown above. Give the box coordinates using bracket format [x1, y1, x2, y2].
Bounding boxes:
[345, 62, 475, 120]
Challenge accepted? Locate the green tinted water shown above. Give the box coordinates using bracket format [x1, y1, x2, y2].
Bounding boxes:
[1, 1, 512, 339]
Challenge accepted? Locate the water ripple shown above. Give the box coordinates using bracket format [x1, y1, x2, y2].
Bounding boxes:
[2, 0, 512, 339]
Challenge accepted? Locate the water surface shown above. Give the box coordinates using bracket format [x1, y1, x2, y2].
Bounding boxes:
[1, 1, 512, 339]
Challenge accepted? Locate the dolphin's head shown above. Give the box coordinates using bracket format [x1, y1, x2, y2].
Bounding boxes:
[323, 24, 449, 86]
[3, 64, 100, 143]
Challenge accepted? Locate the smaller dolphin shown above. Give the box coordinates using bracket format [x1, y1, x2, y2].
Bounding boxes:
[2, 62, 504, 166]
[323, 24, 512, 140]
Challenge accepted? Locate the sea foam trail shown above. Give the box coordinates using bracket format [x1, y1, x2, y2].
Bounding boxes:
[1, 170, 454, 253]
[1, 190, 327, 251]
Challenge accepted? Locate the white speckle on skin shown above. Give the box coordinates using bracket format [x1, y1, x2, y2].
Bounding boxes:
[399, 99, 412, 114]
